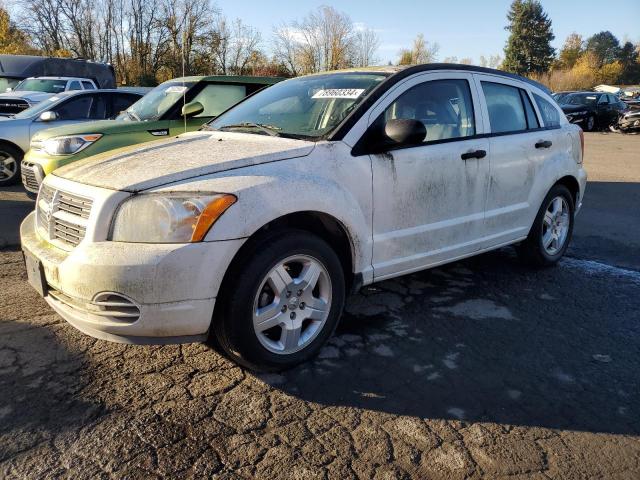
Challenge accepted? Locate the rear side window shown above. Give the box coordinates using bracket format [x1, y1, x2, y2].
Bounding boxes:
[521, 91, 540, 129]
[533, 94, 561, 127]
[82, 81, 95, 90]
[481, 82, 528, 133]
[68, 81, 82, 91]
[191, 84, 247, 118]
[380, 78, 476, 142]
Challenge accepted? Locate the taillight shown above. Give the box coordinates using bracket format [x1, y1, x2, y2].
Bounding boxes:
[578, 129, 584, 164]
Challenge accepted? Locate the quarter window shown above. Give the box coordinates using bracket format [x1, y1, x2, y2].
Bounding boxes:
[380, 79, 476, 142]
[533, 93, 561, 127]
[481, 81, 529, 133]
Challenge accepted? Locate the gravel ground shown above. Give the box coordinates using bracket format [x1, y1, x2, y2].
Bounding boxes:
[1, 132, 639, 479]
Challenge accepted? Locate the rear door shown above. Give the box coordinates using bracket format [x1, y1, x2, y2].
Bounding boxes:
[474, 74, 556, 248]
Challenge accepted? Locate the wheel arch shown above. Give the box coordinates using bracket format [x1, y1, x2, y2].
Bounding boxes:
[0, 139, 25, 157]
[554, 175, 580, 206]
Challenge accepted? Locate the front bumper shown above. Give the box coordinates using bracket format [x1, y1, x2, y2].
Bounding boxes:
[20, 212, 245, 343]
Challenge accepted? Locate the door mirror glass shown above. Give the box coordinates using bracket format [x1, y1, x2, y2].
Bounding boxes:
[181, 101, 204, 118]
[384, 119, 427, 146]
[39, 111, 59, 122]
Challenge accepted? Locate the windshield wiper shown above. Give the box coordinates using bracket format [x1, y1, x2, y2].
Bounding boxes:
[218, 122, 282, 137]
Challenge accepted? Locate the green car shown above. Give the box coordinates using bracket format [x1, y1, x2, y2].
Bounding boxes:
[21, 75, 283, 193]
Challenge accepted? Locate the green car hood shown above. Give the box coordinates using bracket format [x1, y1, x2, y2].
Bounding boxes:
[53, 131, 315, 192]
[32, 119, 169, 141]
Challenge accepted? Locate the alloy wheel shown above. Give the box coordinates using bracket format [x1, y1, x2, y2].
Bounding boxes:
[252, 254, 332, 355]
[542, 196, 570, 255]
[0, 151, 17, 181]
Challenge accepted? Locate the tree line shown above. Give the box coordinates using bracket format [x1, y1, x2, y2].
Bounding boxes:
[502, 0, 640, 89]
[0, 2, 384, 84]
[1, 0, 639, 89]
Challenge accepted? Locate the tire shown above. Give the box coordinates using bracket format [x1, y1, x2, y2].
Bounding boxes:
[584, 115, 596, 132]
[517, 184, 575, 267]
[0, 143, 23, 187]
[212, 229, 346, 371]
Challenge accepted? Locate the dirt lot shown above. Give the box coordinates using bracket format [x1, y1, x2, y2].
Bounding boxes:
[1, 132, 639, 479]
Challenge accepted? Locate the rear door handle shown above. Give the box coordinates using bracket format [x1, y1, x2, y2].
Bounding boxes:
[535, 140, 552, 149]
[461, 149, 487, 160]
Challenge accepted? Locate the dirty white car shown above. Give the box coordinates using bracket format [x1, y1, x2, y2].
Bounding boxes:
[21, 65, 587, 370]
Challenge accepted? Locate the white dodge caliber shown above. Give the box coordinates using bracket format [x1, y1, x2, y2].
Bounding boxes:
[21, 65, 587, 370]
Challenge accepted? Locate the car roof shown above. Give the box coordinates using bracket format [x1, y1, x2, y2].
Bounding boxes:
[165, 75, 286, 85]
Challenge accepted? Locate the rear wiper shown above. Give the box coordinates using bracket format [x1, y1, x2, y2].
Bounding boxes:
[218, 122, 281, 137]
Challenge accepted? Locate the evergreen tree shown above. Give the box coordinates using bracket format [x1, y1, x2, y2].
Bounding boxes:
[503, 0, 555, 76]
[586, 31, 621, 67]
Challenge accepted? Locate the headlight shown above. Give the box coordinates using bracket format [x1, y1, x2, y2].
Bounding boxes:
[111, 193, 237, 243]
[42, 134, 102, 156]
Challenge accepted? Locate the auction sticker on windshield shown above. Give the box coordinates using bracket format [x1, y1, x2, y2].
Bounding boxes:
[312, 89, 365, 99]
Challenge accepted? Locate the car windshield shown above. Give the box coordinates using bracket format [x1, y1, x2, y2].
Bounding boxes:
[12, 95, 64, 119]
[15, 78, 68, 93]
[208, 72, 388, 139]
[0, 77, 21, 92]
[117, 81, 195, 122]
[564, 94, 598, 106]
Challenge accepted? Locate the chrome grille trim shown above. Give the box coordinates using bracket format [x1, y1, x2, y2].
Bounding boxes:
[36, 185, 93, 249]
[20, 161, 44, 193]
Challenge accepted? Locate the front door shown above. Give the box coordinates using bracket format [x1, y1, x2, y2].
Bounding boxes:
[366, 73, 490, 280]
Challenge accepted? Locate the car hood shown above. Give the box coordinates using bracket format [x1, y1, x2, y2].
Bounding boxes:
[0, 91, 54, 104]
[53, 131, 316, 192]
[561, 104, 594, 114]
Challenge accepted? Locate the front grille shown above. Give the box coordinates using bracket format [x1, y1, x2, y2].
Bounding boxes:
[20, 161, 43, 193]
[0, 99, 30, 115]
[36, 185, 93, 249]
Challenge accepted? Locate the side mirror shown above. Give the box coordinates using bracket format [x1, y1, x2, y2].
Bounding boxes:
[384, 119, 427, 146]
[39, 111, 59, 122]
[5, 87, 12, 92]
[181, 101, 204, 118]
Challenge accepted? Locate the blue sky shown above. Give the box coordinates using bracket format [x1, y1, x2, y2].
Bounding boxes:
[216, 0, 640, 64]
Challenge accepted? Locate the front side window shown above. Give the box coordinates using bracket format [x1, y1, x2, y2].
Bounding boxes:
[379, 79, 476, 142]
[82, 81, 95, 90]
[15, 78, 67, 93]
[68, 81, 82, 91]
[209, 73, 387, 140]
[118, 81, 196, 122]
[482, 81, 528, 133]
[597, 94, 609, 105]
[565, 94, 598, 106]
[191, 84, 247, 118]
[534, 93, 561, 127]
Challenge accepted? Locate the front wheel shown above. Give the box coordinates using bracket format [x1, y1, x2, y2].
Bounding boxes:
[584, 115, 596, 132]
[0, 144, 22, 186]
[517, 184, 575, 267]
[212, 230, 345, 371]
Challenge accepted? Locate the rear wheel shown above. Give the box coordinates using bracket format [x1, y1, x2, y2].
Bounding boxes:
[0, 144, 22, 186]
[213, 230, 345, 371]
[517, 184, 574, 267]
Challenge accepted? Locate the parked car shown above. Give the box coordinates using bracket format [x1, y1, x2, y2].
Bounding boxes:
[0, 55, 116, 115]
[21, 75, 283, 193]
[20, 64, 587, 371]
[615, 109, 640, 133]
[0, 88, 144, 186]
[559, 91, 627, 131]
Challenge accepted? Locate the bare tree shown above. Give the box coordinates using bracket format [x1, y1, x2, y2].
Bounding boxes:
[272, 22, 301, 76]
[398, 34, 439, 65]
[353, 27, 380, 67]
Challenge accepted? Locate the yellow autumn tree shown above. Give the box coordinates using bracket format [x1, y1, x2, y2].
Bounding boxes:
[0, 7, 37, 54]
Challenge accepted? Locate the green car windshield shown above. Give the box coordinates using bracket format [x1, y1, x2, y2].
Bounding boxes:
[15, 78, 68, 93]
[118, 82, 195, 122]
[208, 73, 387, 140]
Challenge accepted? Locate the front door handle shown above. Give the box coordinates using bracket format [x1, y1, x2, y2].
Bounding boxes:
[535, 140, 552, 149]
[461, 149, 487, 160]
